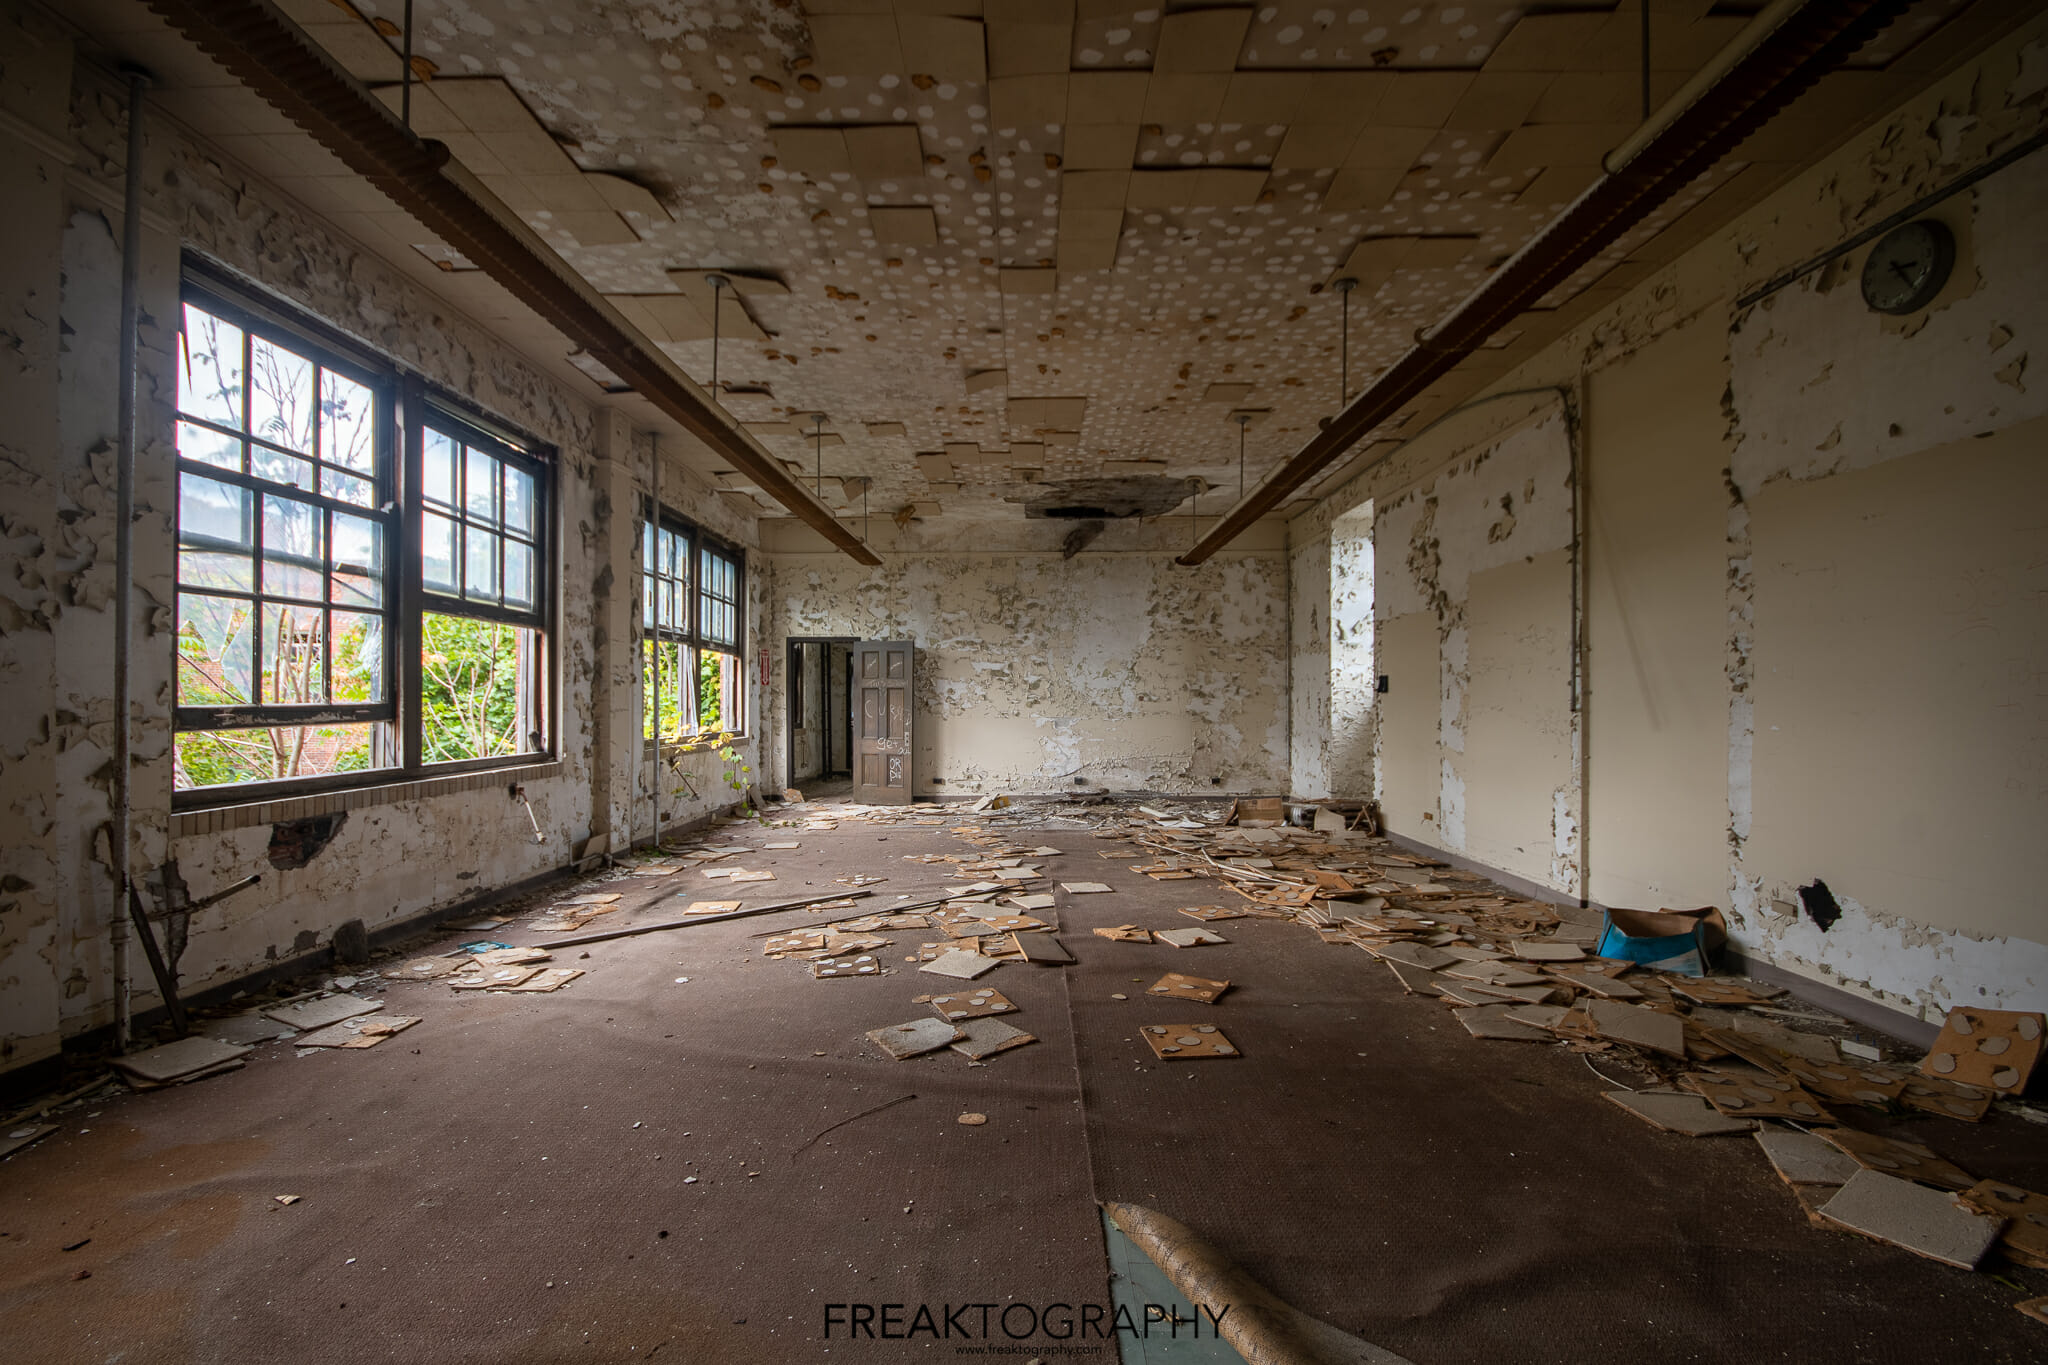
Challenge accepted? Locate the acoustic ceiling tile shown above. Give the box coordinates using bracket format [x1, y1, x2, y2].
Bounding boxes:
[1153, 7, 1252, 73]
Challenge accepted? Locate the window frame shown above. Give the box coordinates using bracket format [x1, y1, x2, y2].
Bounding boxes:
[170, 265, 559, 810]
[639, 499, 747, 745]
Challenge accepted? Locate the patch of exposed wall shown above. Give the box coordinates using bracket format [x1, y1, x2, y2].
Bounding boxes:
[761, 525, 1289, 796]
[1286, 526, 1330, 799]
[1719, 35, 2048, 1020]
[1326, 505, 1375, 798]
[1363, 404, 1577, 888]
[1283, 15, 2048, 1023]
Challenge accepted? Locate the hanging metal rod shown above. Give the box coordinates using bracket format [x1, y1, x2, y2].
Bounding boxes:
[144, 0, 880, 566]
[1176, 0, 1919, 567]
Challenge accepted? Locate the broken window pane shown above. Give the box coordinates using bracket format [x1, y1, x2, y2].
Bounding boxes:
[698, 648, 741, 734]
[177, 594, 253, 705]
[421, 612, 538, 762]
[261, 602, 326, 705]
[642, 638, 688, 740]
[175, 720, 392, 789]
[331, 610, 385, 704]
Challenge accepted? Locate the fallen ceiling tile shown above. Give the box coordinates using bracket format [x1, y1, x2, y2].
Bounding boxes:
[867, 1017, 966, 1059]
[1454, 1005, 1552, 1042]
[1604, 1089, 1757, 1136]
[1146, 972, 1230, 1004]
[1820, 1128, 1977, 1192]
[1154, 927, 1227, 949]
[927, 988, 1019, 1021]
[1142, 1024, 1240, 1060]
[950, 1016, 1037, 1060]
[1683, 1068, 1831, 1121]
[1920, 1007, 2044, 1093]
[1957, 1180, 2048, 1270]
[1817, 1170, 2005, 1270]
[920, 949, 1001, 980]
[811, 955, 884, 978]
[1756, 1129, 1862, 1186]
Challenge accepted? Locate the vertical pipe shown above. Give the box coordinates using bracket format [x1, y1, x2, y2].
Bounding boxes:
[650, 432, 661, 854]
[401, 0, 414, 128]
[1569, 376, 1590, 908]
[1640, 0, 1653, 121]
[111, 67, 151, 1052]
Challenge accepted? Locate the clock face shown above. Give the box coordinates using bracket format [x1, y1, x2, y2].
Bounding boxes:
[1859, 219, 1955, 315]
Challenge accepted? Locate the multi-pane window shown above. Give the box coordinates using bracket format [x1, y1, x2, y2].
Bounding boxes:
[173, 295, 396, 789]
[640, 508, 745, 741]
[419, 414, 549, 764]
[172, 278, 555, 799]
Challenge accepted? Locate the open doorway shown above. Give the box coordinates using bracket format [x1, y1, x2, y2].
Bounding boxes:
[786, 636, 857, 798]
[1329, 502, 1376, 795]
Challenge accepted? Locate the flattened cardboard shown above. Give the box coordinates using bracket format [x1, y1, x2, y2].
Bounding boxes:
[867, 1018, 966, 1060]
[926, 988, 1018, 1021]
[1920, 1007, 2045, 1094]
[1817, 1170, 2005, 1269]
[1142, 1023, 1240, 1060]
[1146, 972, 1229, 1005]
[506, 968, 583, 993]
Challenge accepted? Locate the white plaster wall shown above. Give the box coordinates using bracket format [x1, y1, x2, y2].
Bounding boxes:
[0, 41, 766, 1072]
[1327, 506, 1376, 797]
[762, 545, 1290, 796]
[1287, 526, 1330, 799]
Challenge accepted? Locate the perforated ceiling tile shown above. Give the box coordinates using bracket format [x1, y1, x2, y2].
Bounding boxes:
[268, 0, 1952, 522]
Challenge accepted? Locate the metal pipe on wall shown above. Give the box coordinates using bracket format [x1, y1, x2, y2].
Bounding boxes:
[111, 65, 152, 1052]
[650, 432, 661, 855]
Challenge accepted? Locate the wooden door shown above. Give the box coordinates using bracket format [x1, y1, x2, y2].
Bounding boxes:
[852, 640, 913, 805]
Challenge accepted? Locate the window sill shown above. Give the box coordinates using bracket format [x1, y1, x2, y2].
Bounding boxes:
[171, 760, 564, 838]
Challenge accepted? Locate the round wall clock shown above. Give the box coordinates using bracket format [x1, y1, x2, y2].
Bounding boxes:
[1859, 219, 1955, 315]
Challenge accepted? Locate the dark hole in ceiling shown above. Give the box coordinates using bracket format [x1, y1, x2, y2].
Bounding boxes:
[1019, 475, 1198, 520]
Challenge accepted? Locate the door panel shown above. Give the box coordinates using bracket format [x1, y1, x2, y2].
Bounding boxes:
[851, 640, 913, 805]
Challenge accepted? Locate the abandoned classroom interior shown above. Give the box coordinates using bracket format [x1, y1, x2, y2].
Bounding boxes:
[2, 0, 2045, 1359]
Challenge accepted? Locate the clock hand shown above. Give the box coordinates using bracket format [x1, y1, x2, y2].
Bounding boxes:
[1890, 261, 1916, 284]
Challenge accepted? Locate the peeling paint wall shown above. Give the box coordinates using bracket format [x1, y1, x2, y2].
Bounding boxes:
[0, 36, 761, 1077]
[1286, 525, 1330, 799]
[761, 522, 1289, 797]
[1327, 506, 1375, 798]
[1287, 16, 2048, 1020]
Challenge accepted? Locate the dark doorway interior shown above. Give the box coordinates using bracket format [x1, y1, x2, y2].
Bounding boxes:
[786, 636, 857, 791]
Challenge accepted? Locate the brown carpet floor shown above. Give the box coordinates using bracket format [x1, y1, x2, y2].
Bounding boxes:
[2, 806, 2042, 1364]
